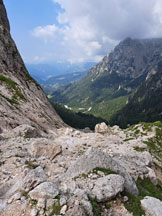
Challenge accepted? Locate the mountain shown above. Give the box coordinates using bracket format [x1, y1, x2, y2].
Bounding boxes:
[26, 62, 95, 83]
[0, 0, 64, 133]
[110, 60, 162, 128]
[51, 37, 162, 121]
[42, 70, 88, 95]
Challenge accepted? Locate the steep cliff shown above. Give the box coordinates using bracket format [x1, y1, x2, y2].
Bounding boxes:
[0, 0, 64, 133]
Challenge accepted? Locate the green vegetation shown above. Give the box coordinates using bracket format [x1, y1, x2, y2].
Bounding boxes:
[0, 74, 25, 103]
[26, 73, 41, 88]
[25, 161, 39, 169]
[123, 137, 134, 142]
[49, 202, 61, 216]
[21, 190, 29, 198]
[88, 196, 102, 216]
[133, 147, 146, 152]
[89, 95, 129, 121]
[105, 202, 111, 209]
[92, 167, 117, 175]
[51, 102, 108, 130]
[122, 178, 162, 216]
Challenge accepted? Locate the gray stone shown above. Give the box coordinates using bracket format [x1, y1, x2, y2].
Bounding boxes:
[22, 166, 47, 192]
[30, 208, 38, 216]
[91, 174, 125, 202]
[0, 199, 7, 212]
[141, 196, 162, 216]
[29, 138, 62, 160]
[65, 205, 86, 216]
[60, 205, 67, 215]
[29, 182, 59, 200]
[11, 124, 41, 138]
[64, 148, 138, 196]
[80, 199, 93, 216]
[146, 167, 157, 185]
[95, 122, 111, 134]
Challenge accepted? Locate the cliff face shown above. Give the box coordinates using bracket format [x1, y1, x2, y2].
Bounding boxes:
[0, 0, 64, 133]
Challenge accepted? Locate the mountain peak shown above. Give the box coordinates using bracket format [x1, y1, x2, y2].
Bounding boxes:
[0, 0, 10, 31]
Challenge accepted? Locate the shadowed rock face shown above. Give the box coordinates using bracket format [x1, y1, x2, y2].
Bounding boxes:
[0, 1, 64, 133]
[0, 0, 10, 31]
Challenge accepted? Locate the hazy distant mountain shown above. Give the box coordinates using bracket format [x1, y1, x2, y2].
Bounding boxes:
[26, 62, 95, 83]
[50, 37, 162, 122]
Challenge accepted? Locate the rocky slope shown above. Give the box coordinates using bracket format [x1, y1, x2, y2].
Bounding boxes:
[51, 37, 162, 122]
[111, 60, 162, 128]
[0, 0, 64, 133]
[0, 122, 162, 216]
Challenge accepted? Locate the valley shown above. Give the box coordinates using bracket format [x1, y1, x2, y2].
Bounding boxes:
[0, 1, 162, 216]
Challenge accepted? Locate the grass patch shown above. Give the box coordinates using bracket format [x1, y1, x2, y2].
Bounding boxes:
[122, 178, 162, 216]
[49, 202, 61, 216]
[21, 190, 29, 198]
[105, 202, 111, 209]
[92, 167, 117, 175]
[0, 74, 25, 103]
[88, 196, 102, 216]
[123, 137, 134, 142]
[133, 147, 146, 152]
[25, 161, 39, 169]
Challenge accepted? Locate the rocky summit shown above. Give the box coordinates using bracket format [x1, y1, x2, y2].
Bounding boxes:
[0, 1, 162, 216]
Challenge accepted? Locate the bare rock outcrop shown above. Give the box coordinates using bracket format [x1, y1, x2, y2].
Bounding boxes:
[0, 0, 64, 134]
[64, 147, 139, 196]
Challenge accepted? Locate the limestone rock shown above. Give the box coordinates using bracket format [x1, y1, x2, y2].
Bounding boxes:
[95, 122, 111, 134]
[65, 205, 86, 216]
[146, 167, 157, 185]
[91, 174, 125, 202]
[0, 199, 7, 212]
[5, 124, 41, 138]
[29, 182, 59, 200]
[64, 148, 138, 196]
[0, 0, 64, 133]
[22, 166, 47, 192]
[141, 196, 162, 216]
[60, 205, 67, 215]
[29, 138, 62, 160]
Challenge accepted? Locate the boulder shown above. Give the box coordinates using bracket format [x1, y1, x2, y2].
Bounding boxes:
[29, 182, 59, 200]
[65, 205, 86, 216]
[95, 122, 111, 134]
[64, 148, 138, 196]
[146, 167, 157, 185]
[141, 196, 162, 216]
[22, 166, 47, 192]
[4, 124, 41, 138]
[29, 138, 62, 160]
[0, 175, 23, 199]
[91, 174, 125, 202]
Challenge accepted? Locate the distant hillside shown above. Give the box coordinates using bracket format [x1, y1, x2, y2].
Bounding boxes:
[42, 71, 88, 95]
[50, 38, 162, 122]
[110, 60, 162, 128]
[51, 102, 108, 130]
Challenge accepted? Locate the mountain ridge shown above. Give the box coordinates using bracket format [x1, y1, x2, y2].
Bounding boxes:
[50, 37, 162, 122]
[0, 0, 64, 133]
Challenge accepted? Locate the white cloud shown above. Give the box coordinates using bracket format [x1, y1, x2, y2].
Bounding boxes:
[31, 25, 59, 41]
[30, 0, 162, 63]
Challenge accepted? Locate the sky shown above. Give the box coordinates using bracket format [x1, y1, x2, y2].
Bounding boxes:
[3, 0, 162, 64]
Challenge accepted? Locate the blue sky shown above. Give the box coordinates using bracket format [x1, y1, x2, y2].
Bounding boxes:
[3, 0, 162, 64]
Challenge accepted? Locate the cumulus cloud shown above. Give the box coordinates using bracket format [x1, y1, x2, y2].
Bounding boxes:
[31, 25, 59, 42]
[31, 0, 162, 63]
